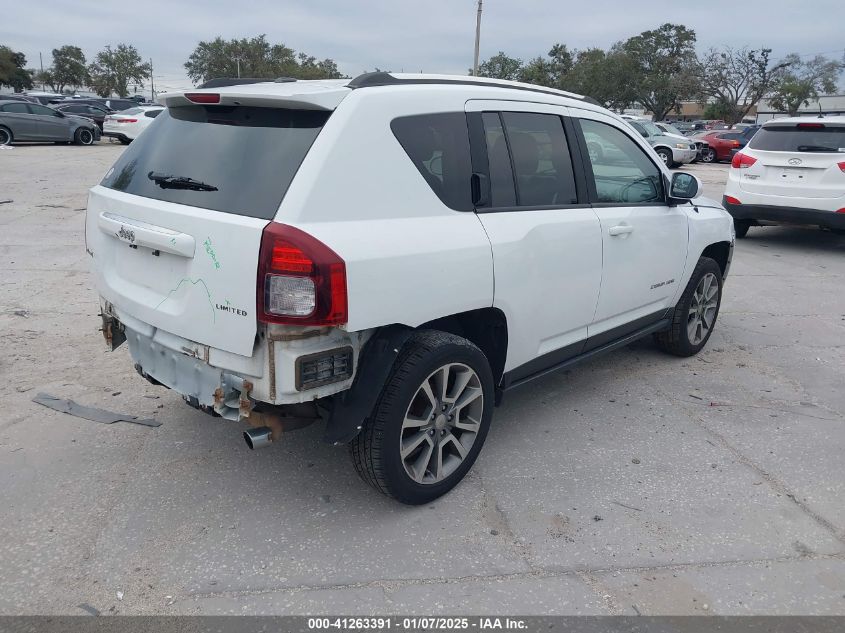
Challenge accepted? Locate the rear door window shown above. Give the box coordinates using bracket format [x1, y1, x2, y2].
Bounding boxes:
[500, 112, 578, 207]
[481, 112, 517, 207]
[749, 125, 845, 152]
[101, 105, 330, 219]
[391, 112, 473, 211]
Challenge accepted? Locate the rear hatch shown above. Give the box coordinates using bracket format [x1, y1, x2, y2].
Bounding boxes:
[739, 122, 845, 200]
[86, 85, 346, 356]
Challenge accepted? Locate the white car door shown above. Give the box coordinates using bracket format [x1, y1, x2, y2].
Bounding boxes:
[465, 100, 603, 385]
[573, 112, 689, 343]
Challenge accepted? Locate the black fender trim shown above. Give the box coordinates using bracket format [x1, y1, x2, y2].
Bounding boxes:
[323, 325, 413, 445]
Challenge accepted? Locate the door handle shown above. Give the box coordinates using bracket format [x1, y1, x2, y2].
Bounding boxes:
[608, 224, 634, 236]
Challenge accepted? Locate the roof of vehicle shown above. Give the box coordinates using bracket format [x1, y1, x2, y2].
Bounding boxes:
[160, 72, 603, 113]
[762, 116, 845, 126]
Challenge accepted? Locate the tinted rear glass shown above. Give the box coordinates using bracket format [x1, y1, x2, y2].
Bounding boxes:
[391, 112, 473, 211]
[101, 105, 329, 219]
[749, 125, 845, 152]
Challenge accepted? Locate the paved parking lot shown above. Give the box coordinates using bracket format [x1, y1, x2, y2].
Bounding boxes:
[1, 144, 844, 615]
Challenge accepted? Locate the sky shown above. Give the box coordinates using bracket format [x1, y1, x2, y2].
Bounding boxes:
[3, 0, 844, 93]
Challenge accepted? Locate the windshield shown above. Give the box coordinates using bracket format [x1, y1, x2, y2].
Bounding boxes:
[101, 105, 330, 219]
[659, 123, 683, 136]
[748, 125, 845, 153]
[640, 121, 664, 136]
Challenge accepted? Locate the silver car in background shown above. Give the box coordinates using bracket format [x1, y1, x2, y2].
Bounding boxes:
[0, 99, 101, 145]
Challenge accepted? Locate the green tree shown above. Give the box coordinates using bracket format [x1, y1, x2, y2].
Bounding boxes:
[519, 44, 574, 87]
[88, 44, 151, 97]
[767, 54, 844, 116]
[698, 47, 791, 124]
[475, 51, 523, 81]
[563, 47, 638, 110]
[622, 24, 699, 121]
[0, 46, 34, 92]
[184, 35, 343, 84]
[48, 45, 88, 93]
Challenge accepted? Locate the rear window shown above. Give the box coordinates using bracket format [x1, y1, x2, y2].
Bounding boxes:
[749, 125, 845, 152]
[101, 105, 330, 219]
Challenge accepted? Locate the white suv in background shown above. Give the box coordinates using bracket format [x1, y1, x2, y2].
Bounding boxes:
[102, 105, 164, 144]
[86, 73, 734, 504]
[723, 116, 845, 236]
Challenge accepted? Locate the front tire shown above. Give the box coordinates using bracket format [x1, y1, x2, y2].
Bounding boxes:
[349, 330, 494, 504]
[654, 257, 723, 357]
[701, 148, 716, 163]
[74, 127, 94, 146]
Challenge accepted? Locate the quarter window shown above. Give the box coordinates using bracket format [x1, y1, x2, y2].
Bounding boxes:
[391, 113, 473, 211]
[578, 119, 664, 204]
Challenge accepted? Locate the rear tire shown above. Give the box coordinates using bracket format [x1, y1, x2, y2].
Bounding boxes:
[349, 330, 494, 505]
[734, 219, 751, 238]
[74, 127, 94, 146]
[701, 148, 716, 163]
[0, 126, 12, 146]
[654, 257, 723, 357]
[118, 137, 131, 145]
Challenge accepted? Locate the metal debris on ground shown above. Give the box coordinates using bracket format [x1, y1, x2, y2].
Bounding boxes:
[32, 393, 161, 427]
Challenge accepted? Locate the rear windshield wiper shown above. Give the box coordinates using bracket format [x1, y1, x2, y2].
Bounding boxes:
[795, 145, 840, 153]
[147, 171, 218, 191]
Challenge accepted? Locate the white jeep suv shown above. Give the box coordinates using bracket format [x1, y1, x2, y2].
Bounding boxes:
[86, 73, 734, 504]
[723, 116, 845, 236]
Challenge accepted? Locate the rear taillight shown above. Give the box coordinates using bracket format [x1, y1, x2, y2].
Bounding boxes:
[257, 223, 347, 326]
[185, 93, 220, 104]
[731, 152, 757, 169]
[837, 208, 845, 214]
[116, 118, 137, 123]
[725, 196, 742, 205]
[838, 161, 845, 173]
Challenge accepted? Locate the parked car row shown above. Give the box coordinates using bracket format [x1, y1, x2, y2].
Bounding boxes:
[0, 94, 163, 145]
[0, 99, 101, 145]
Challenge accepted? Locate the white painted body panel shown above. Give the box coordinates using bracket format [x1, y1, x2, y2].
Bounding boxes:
[86, 185, 265, 357]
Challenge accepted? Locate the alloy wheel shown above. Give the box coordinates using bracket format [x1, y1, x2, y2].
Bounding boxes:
[0, 129, 10, 145]
[80, 130, 93, 145]
[399, 363, 483, 484]
[687, 272, 719, 345]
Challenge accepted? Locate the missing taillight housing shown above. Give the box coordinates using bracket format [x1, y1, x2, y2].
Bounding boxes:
[257, 223, 347, 326]
[731, 152, 757, 169]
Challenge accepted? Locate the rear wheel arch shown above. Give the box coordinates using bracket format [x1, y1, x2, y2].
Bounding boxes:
[418, 307, 508, 387]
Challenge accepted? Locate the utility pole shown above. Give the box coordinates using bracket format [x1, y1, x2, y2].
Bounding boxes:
[39, 52, 44, 90]
[472, 0, 483, 76]
[149, 58, 154, 101]
[236, 58, 240, 78]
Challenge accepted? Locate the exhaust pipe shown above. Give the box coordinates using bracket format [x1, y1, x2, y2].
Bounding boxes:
[244, 426, 274, 450]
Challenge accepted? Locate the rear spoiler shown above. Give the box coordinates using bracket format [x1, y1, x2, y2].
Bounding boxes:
[160, 85, 350, 111]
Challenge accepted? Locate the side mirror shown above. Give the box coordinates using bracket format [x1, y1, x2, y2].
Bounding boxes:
[54, 110, 65, 118]
[669, 172, 700, 201]
[638, 129, 648, 138]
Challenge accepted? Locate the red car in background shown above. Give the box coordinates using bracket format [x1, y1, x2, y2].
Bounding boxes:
[695, 130, 744, 162]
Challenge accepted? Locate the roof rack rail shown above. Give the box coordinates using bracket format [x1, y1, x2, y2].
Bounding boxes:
[195, 77, 296, 89]
[346, 72, 600, 106]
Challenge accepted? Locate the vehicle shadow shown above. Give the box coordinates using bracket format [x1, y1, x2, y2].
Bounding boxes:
[741, 224, 845, 254]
